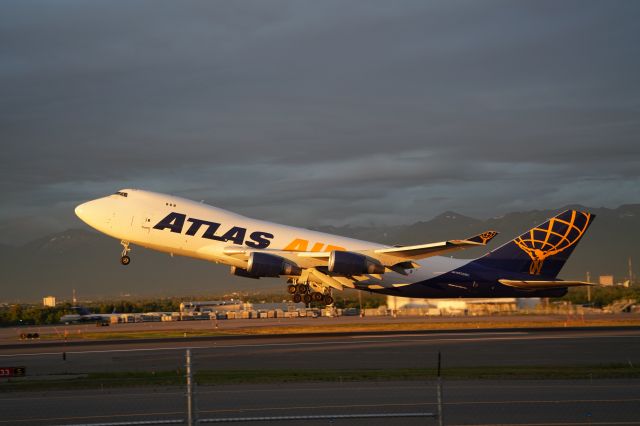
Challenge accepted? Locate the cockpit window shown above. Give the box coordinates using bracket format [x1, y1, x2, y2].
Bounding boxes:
[114, 191, 128, 197]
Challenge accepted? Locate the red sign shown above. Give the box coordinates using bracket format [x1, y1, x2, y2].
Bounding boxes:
[0, 367, 26, 377]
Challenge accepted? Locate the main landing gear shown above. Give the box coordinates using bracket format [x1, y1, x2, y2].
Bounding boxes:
[120, 240, 131, 265]
[288, 281, 333, 306]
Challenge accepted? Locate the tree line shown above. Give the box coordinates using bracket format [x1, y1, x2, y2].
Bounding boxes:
[1, 286, 636, 326]
[559, 286, 639, 308]
[0, 299, 182, 326]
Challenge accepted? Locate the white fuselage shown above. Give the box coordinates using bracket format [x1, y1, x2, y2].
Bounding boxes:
[75, 189, 467, 293]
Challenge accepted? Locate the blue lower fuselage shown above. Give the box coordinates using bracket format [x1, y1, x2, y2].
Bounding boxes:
[367, 256, 567, 299]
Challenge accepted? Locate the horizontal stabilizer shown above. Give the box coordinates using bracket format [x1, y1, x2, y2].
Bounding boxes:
[499, 279, 594, 290]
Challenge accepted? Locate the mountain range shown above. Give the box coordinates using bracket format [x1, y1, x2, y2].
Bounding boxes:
[1, 204, 638, 302]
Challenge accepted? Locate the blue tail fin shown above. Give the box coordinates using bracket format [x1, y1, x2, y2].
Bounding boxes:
[472, 210, 595, 278]
[72, 306, 92, 316]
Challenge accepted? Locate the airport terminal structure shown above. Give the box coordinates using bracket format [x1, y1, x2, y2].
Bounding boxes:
[88, 296, 638, 325]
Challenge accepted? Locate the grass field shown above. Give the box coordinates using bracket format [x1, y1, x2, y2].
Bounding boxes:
[2, 364, 639, 392]
[38, 316, 640, 341]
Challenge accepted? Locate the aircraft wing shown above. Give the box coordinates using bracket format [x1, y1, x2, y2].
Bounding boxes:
[220, 231, 498, 287]
[499, 279, 595, 290]
[222, 246, 328, 268]
[363, 230, 498, 264]
[222, 230, 498, 270]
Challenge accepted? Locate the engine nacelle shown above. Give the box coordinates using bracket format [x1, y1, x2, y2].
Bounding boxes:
[247, 252, 302, 277]
[230, 266, 259, 279]
[328, 251, 385, 275]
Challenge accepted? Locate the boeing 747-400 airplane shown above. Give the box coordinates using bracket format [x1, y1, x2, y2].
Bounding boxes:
[60, 306, 118, 324]
[75, 189, 595, 305]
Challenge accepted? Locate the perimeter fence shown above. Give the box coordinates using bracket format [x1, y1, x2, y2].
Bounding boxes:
[2, 341, 640, 425]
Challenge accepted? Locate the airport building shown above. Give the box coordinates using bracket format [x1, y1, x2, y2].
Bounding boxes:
[180, 300, 244, 313]
[102, 296, 549, 324]
[80, 294, 640, 326]
[386, 296, 539, 316]
[599, 275, 615, 286]
[106, 300, 310, 324]
[42, 296, 56, 307]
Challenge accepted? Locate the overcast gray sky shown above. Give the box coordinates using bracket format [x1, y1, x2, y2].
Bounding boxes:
[1, 0, 639, 244]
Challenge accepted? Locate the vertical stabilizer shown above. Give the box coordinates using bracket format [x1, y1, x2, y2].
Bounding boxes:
[472, 210, 595, 278]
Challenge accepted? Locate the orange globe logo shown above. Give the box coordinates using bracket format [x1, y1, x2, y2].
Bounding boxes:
[514, 211, 592, 275]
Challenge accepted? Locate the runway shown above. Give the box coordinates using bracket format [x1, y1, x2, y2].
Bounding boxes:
[1, 380, 639, 425]
[1, 327, 639, 375]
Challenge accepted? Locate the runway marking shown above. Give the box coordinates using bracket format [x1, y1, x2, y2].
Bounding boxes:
[197, 401, 435, 415]
[191, 382, 640, 395]
[192, 397, 640, 415]
[1, 332, 639, 357]
[0, 389, 185, 401]
[0, 411, 183, 424]
[454, 423, 640, 426]
[350, 332, 530, 338]
[443, 398, 640, 405]
[2, 381, 639, 402]
[2, 397, 639, 423]
[0, 337, 526, 357]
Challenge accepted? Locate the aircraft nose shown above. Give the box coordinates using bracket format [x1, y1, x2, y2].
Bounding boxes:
[74, 202, 89, 221]
[74, 199, 102, 227]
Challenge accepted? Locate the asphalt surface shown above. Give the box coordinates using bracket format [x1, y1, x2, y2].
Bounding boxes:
[1, 327, 640, 425]
[1, 380, 639, 425]
[1, 327, 639, 375]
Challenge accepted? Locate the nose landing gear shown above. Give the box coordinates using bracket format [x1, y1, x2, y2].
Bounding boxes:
[120, 240, 131, 265]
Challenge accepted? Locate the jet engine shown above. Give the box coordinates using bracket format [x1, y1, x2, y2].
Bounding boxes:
[328, 251, 385, 275]
[230, 266, 259, 279]
[247, 252, 302, 277]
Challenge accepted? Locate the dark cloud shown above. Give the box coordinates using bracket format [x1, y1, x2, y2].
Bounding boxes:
[1, 0, 639, 243]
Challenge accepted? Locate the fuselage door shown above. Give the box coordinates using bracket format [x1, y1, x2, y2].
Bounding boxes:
[105, 211, 116, 230]
[141, 213, 155, 230]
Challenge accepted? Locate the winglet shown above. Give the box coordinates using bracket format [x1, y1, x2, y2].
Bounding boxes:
[465, 231, 499, 245]
[372, 236, 493, 262]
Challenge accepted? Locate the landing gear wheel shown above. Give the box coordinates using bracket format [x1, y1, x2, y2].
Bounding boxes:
[120, 240, 131, 265]
[303, 294, 312, 304]
[323, 295, 334, 305]
[292, 294, 302, 303]
[287, 284, 297, 294]
[312, 292, 323, 301]
[296, 284, 308, 294]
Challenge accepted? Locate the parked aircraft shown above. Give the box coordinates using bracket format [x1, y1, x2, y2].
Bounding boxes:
[60, 306, 117, 324]
[75, 189, 595, 305]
